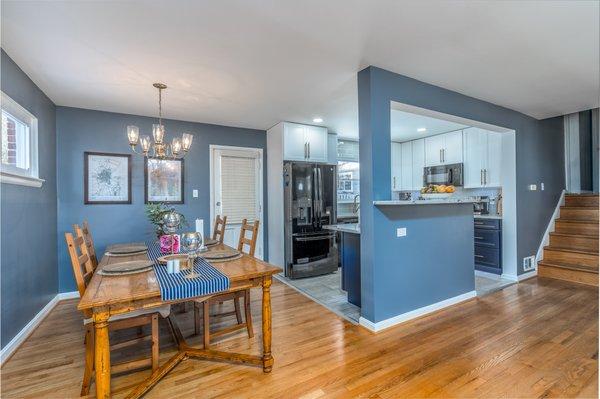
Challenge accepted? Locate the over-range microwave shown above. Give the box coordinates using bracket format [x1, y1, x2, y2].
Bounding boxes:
[423, 163, 463, 186]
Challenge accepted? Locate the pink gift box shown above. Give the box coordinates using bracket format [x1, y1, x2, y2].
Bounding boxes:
[160, 234, 180, 254]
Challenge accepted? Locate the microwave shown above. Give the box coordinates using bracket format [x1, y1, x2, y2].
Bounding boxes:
[423, 163, 463, 186]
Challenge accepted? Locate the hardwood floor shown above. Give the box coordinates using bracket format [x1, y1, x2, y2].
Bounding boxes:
[1, 277, 597, 398]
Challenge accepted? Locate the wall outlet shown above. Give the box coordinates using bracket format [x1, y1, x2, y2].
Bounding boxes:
[396, 227, 407, 237]
[528, 184, 537, 191]
[523, 255, 536, 271]
[193, 189, 199, 198]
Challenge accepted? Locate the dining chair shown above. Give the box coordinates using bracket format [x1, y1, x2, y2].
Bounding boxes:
[66, 229, 170, 396]
[194, 219, 260, 347]
[73, 220, 98, 270]
[212, 215, 227, 243]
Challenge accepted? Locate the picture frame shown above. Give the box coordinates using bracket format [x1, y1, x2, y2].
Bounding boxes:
[84, 152, 132, 204]
[144, 157, 184, 204]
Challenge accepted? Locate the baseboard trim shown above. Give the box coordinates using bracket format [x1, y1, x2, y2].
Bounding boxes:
[0, 291, 79, 366]
[359, 290, 477, 333]
[536, 189, 566, 263]
[517, 270, 538, 281]
[475, 270, 502, 280]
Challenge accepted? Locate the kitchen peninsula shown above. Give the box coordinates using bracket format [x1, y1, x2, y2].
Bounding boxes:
[323, 223, 361, 307]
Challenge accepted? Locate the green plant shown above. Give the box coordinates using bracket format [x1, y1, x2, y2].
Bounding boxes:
[145, 202, 188, 238]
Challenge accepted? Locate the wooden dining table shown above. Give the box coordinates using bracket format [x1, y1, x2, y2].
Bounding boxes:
[78, 243, 282, 399]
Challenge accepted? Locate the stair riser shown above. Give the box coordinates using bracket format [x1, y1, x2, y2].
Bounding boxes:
[555, 222, 599, 236]
[538, 264, 599, 287]
[544, 249, 599, 268]
[565, 196, 599, 207]
[550, 235, 599, 252]
[560, 208, 599, 221]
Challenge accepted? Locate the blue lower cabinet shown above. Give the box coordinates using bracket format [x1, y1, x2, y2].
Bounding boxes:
[474, 219, 502, 275]
[341, 233, 361, 307]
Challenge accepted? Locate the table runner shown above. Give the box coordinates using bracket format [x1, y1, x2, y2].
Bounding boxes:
[147, 241, 230, 301]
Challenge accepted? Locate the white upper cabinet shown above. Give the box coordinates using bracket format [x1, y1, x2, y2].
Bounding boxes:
[411, 139, 425, 189]
[327, 133, 338, 164]
[425, 131, 463, 166]
[425, 134, 444, 166]
[304, 125, 328, 162]
[283, 122, 328, 162]
[463, 127, 502, 188]
[337, 139, 359, 162]
[400, 142, 412, 190]
[391, 142, 402, 191]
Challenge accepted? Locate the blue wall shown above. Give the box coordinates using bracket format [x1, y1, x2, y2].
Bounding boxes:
[1, 50, 58, 347]
[358, 66, 565, 323]
[56, 107, 267, 292]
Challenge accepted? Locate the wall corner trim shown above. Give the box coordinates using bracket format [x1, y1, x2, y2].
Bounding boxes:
[0, 291, 79, 366]
[536, 189, 566, 263]
[358, 290, 477, 333]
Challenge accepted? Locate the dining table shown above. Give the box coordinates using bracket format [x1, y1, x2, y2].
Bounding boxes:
[78, 243, 282, 399]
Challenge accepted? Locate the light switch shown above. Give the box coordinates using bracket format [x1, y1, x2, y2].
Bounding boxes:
[193, 189, 199, 198]
[540, 183, 545, 191]
[397, 227, 407, 237]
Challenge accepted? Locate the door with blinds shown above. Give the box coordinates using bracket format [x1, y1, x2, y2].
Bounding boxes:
[211, 146, 263, 259]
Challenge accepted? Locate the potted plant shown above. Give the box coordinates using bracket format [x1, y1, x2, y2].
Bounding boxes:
[145, 203, 188, 238]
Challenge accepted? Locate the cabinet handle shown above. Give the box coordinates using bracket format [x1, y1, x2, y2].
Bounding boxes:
[475, 255, 484, 258]
[474, 222, 484, 225]
[484, 169, 487, 185]
[308, 142, 311, 159]
[480, 169, 483, 185]
[393, 176, 396, 189]
[475, 236, 484, 240]
[439, 149, 442, 163]
[442, 148, 445, 163]
[304, 142, 308, 158]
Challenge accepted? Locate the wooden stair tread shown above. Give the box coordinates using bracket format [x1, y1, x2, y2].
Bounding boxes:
[538, 260, 599, 273]
[549, 232, 598, 239]
[556, 218, 599, 225]
[560, 206, 599, 209]
[544, 245, 599, 255]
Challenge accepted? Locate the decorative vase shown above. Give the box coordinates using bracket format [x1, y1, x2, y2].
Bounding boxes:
[160, 234, 180, 254]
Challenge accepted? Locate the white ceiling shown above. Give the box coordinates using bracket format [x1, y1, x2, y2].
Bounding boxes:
[2, 1, 598, 139]
[391, 110, 468, 142]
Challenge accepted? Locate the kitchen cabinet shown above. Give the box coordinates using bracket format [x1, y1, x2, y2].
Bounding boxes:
[474, 218, 502, 275]
[400, 142, 412, 190]
[337, 139, 359, 162]
[425, 130, 463, 166]
[411, 139, 425, 189]
[327, 133, 338, 164]
[463, 127, 502, 188]
[283, 122, 328, 162]
[391, 142, 402, 190]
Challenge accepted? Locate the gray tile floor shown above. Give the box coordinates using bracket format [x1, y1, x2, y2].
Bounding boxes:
[275, 270, 361, 324]
[276, 271, 516, 325]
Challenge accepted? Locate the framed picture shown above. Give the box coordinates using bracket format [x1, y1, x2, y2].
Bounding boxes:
[145, 158, 184, 204]
[84, 152, 132, 204]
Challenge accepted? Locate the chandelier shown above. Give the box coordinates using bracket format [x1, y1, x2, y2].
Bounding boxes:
[126, 83, 193, 159]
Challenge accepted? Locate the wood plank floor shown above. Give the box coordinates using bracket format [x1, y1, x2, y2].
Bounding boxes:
[1, 277, 597, 398]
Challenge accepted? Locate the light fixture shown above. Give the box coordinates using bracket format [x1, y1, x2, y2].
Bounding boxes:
[417, 127, 427, 132]
[313, 117, 323, 123]
[126, 83, 193, 159]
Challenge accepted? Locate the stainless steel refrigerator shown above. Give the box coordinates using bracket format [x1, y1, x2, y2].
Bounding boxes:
[283, 162, 338, 279]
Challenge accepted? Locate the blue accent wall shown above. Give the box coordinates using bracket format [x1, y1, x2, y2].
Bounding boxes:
[358, 66, 564, 323]
[56, 107, 267, 292]
[1, 49, 58, 347]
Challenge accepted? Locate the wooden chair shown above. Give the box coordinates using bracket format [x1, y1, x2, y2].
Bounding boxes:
[212, 215, 227, 243]
[67, 227, 169, 396]
[73, 220, 98, 270]
[194, 219, 260, 347]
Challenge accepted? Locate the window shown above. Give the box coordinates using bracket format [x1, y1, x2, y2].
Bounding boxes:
[0, 91, 42, 187]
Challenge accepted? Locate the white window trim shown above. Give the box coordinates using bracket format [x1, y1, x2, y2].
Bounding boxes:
[1, 91, 43, 188]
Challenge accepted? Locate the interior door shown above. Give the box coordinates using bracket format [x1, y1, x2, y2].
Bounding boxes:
[443, 130, 464, 164]
[212, 146, 264, 259]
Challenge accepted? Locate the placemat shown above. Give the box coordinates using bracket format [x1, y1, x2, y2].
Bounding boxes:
[147, 241, 230, 301]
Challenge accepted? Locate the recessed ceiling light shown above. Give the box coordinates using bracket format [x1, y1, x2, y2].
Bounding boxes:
[417, 127, 427, 132]
[313, 118, 323, 123]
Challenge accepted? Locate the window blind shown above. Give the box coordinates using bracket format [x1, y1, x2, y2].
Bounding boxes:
[220, 155, 256, 224]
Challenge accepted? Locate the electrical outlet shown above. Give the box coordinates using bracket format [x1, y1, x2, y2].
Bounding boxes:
[528, 184, 537, 191]
[193, 189, 199, 198]
[396, 228, 406, 237]
[523, 255, 536, 271]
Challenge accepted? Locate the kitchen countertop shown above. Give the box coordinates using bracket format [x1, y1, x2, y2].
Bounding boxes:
[373, 198, 475, 206]
[323, 223, 361, 234]
[474, 214, 502, 220]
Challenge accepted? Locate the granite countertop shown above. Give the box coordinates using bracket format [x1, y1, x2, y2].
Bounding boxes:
[373, 198, 475, 206]
[323, 223, 361, 234]
[474, 214, 502, 220]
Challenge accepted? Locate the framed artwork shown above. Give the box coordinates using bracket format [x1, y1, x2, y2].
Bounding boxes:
[145, 157, 184, 204]
[84, 152, 132, 204]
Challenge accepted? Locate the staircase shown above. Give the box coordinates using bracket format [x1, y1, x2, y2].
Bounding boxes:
[538, 194, 599, 286]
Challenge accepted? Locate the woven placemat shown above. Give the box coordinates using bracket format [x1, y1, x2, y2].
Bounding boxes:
[203, 253, 243, 263]
[106, 242, 148, 255]
[98, 266, 153, 276]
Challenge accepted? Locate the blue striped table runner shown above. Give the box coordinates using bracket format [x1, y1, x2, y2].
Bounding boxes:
[147, 241, 230, 301]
